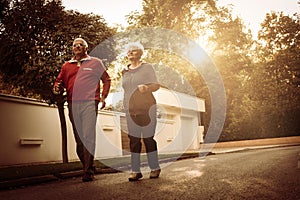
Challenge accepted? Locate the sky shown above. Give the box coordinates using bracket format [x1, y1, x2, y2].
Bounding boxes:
[217, 0, 299, 37]
[62, 0, 299, 37]
[62, 0, 143, 26]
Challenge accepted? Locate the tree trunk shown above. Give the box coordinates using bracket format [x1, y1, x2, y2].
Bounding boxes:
[57, 95, 68, 163]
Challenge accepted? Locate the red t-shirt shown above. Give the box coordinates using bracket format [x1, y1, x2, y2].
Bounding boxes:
[54, 56, 111, 102]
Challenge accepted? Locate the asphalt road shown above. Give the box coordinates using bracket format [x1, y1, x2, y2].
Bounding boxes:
[0, 145, 299, 200]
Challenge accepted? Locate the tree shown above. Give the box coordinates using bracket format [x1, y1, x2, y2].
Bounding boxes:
[258, 12, 300, 88]
[126, 0, 265, 141]
[0, 0, 116, 162]
[207, 6, 258, 141]
[127, 0, 217, 38]
[253, 12, 300, 137]
[125, 0, 224, 138]
[0, 0, 116, 102]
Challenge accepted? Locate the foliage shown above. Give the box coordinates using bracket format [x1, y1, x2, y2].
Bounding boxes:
[127, 0, 217, 38]
[258, 12, 300, 88]
[126, 0, 248, 140]
[207, 6, 256, 141]
[126, 0, 300, 141]
[1, 0, 299, 141]
[253, 12, 300, 138]
[0, 0, 116, 102]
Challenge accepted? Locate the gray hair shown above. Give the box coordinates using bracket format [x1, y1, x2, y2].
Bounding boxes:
[124, 41, 144, 53]
[73, 38, 88, 47]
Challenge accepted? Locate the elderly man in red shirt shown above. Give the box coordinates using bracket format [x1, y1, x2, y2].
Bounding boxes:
[53, 38, 111, 182]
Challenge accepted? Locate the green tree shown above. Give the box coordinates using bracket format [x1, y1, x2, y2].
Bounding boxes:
[125, 3, 300, 142]
[208, 6, 257, 141]
[253, 12, 300, 137]
[0, 0, 116, 102]
[0, 0, 116, 162]
[258, 12, 300, 88]
[126, 0, 261, 141]
[125, 0, 221, 136]
[127, 0, 217, 38]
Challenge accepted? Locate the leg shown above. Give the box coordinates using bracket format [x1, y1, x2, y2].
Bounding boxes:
[80, 101, 98, 176]
[144, 136, 161, 178]
[141, 106, 160, 170]
[129, 135, 142, 172]
[126, 114, 144, 181]
[143, 137, 160, 170]
[68, 103, 85, 164]
[126, 114, 143, 173]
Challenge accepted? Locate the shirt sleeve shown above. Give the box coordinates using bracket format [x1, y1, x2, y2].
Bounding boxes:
[140, 64, 159, 92]
[100, 69, 111, 99]
[146, 64, 158, 84]
[53, 65, 65, 90]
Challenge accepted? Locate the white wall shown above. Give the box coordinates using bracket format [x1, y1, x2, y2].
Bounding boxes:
[95, 111, 123, 159]
[0, 95, 63, 166]
[0, 95, 123, 166]
[154, 89, 205, 153]
[0, 90, 205, 166]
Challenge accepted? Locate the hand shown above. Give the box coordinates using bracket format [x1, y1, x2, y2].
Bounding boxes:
[53, 81, 63, 94]
[137, 84, 149, 93]
[99, 98, 106, 109]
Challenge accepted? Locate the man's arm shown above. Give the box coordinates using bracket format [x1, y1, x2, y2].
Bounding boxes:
[99, 70, 111, 109]
[53, 68, 64, 95]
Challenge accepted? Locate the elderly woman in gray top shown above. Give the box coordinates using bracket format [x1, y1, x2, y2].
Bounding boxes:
[122, 42, 161, 181]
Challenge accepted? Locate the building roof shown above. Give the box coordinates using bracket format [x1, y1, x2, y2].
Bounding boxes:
[154, 88, 205, 112]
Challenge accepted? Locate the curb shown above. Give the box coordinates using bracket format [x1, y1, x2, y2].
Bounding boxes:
[0, 167, 122, 190]
[0, 175, 59, 190]
[1, 143, 299, 190]
[0, 152, 209, 190]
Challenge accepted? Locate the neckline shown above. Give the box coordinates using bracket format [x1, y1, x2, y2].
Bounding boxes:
[128, 61, 145, 70]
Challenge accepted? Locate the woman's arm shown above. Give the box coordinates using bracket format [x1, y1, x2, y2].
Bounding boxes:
[138, 83, 160, 93]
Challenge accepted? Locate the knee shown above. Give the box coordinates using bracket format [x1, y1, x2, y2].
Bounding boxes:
[143, 137, 157, 152]
[129, 136, 141, 146]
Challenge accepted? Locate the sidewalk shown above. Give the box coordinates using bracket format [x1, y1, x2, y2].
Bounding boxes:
[207, 135, 300, 154]
[1, 136, 299, 190]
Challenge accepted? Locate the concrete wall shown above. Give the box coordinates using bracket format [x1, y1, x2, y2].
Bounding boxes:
[154, 89, 205, 153]
[0, 89, 205, 166]
[95, 111, 123, 159]
[0, 95, 65, 166]
[0, 94, 124, 166]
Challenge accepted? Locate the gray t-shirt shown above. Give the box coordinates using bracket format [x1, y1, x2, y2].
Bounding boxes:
[122, 63, 158, 115]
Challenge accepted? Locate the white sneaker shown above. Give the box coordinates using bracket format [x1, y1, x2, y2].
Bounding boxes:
[149, 169, 161, 179]
[128, 172, 143, 181]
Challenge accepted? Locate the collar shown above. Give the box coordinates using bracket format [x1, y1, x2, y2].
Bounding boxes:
[68, 55, 91, 63]
[125, 61, 146, 70]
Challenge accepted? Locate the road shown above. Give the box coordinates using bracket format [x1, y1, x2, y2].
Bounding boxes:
[0, 145, 299, 200]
